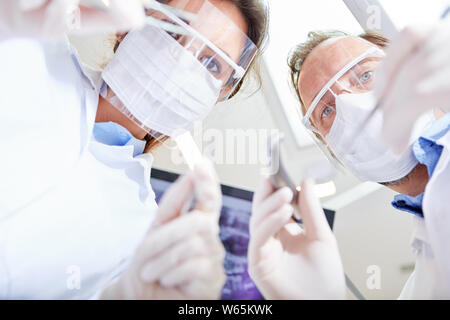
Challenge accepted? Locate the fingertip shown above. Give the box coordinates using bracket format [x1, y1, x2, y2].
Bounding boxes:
[298, 179, 318, 207]
[139, 265, 153, 283]
[301, 179, 315, 193]
[259, 174, 273, 188]
[159, 277, 172, 288]
[280, 187, 294, 203]
[193, 157, 216, 180]
[259, 170, 270, 180]
[281, 203, 294, 215]
[153, 173, 196, 227]
[277, 204, 295, 225]
[253, 174, 275, 204]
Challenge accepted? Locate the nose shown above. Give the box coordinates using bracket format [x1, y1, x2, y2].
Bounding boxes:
[330, 80, 352, 96]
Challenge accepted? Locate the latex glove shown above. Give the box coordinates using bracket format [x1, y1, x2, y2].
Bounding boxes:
[374, 20, 450, 153]
[75, 0, 147, 34]
[0, 0, 146, 39]
[101, 158, 226, 300]
[248, 176, 345, 300]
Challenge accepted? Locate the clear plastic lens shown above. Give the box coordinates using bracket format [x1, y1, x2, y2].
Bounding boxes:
[146, 0, 258, 100]
[310, 57, 382, 132]
[103, 0, 259, 148]
[303, 46, 384, 135]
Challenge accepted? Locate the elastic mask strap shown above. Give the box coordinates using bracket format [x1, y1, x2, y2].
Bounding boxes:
[329, 87, 337, 98]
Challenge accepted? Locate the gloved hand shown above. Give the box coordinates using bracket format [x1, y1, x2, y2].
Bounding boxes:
[374, 20, 450, 153]
[76, 0, 147, 34]
[101, 158, 226, 300]
[248, 176, 346, 300]
[0, 0, 146, 38]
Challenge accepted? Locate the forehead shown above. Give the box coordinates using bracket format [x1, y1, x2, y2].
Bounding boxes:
[298, 36, 374, 108]
[168, 0, 248, 62]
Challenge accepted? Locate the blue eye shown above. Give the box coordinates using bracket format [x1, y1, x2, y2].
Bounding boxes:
[321, 105, 335, 119]
[200, 56, 222, 75]
[360, 71, 373, 83]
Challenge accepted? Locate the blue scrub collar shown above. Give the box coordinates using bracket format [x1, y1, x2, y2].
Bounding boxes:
[93, 121, 146, 157]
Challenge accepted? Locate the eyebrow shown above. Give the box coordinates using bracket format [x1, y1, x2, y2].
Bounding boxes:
[348, 56, 380, 71]
[148, 11, 235, 60]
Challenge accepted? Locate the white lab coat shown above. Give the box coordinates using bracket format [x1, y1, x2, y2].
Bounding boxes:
[0, 37, 157, 299]
[399, 129, 450, 299]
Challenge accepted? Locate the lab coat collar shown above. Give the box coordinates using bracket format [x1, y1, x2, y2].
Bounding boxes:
[88, 140, 155, 203]
[81, 63, 104, 94]
[69, 43, 105, 95]
[93, 121, 146, 157]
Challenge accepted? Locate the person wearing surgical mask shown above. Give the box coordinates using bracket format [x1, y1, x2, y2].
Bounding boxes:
[0, 0, 268, 299]
[248, 22, 450, 300]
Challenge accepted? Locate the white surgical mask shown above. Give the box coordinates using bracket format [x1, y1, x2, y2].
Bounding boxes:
[101, 24, 222, 137]
[325, 91, 434, 183]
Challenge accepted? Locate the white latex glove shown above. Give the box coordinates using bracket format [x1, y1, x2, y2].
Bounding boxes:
[101, 158, 226, 300]
[0, 0, 146, 39]
[248, 176, 346, 300]
[375, 20, 450, 153]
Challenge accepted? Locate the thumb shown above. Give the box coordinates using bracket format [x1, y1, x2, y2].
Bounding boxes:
[192, 157, 222, 219]
[152, 172, 195, 229]
[297, 179, 332, 240]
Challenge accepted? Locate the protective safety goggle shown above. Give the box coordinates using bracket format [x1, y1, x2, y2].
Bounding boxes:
[301, 46, 385, 136]
[145, 0, 258, 101]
